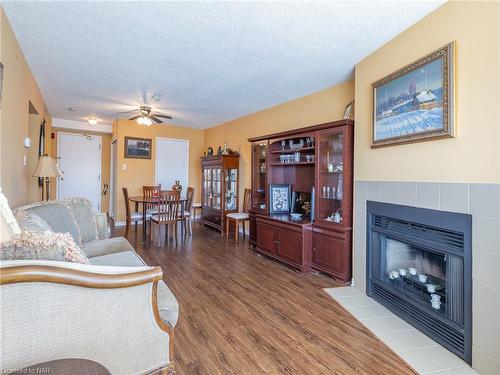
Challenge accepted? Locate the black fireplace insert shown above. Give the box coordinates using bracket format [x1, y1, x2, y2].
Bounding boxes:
[366, 201, 472, 363]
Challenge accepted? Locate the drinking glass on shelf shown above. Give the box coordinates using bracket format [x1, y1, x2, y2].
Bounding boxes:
[306, 137, 311, 148]
[294, 152, 301, 163]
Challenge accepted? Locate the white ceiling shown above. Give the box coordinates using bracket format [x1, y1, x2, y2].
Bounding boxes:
[3, 1, 444, 129]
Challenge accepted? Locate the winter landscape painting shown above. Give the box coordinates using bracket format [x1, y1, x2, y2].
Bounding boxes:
[372, 42, 455, 147]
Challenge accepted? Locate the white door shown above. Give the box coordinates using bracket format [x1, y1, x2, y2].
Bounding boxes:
[156, 138, 189, 193]
[57, 133, 102, 210]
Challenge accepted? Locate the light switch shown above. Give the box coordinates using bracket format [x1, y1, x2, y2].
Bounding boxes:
[122, 164, 127, 170]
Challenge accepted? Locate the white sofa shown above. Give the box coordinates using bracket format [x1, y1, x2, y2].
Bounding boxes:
[0, 198, 178, 374]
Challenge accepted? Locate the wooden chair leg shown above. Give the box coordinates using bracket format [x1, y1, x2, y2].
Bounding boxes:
[157, 223, 161, 247]
[174, 222, 178, 244]
[235, 220, 238, 241]
[125, 220, 130, 238]
[226, 217, 230, 238]
[242, 221, 246, 237]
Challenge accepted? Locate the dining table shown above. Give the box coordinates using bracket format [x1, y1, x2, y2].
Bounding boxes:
[128, 195, 189, 244]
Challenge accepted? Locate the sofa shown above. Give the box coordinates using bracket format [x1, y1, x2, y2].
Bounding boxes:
[0, 197, 179, 375]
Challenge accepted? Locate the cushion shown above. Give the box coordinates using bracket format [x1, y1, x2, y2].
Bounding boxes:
[89, 251, 146, 267]
[82, 237, 134, 258]
[61, 198, 98, 244]
[0, 231, 89, 264]
[18, 202, 82, 245]
[13, 210, 53, 232]
[157, 280, 179, 327]
[226, 213, 249, 220]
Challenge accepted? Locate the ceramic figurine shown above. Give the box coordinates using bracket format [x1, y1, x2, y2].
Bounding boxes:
[172, 180, 182, 191]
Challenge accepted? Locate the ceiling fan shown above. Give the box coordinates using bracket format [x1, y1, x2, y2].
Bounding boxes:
[122, 106, 173, 126]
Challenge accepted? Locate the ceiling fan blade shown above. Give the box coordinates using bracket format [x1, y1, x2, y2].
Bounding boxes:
[153, 114, 173, 119]
[150, 115, 163, 123]
[129, 115, 141, 120]
[116, 109, 139, 114]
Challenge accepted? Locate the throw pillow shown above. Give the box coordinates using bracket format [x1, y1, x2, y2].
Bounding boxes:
[0, 231, 90, 264]
[13, 210, 53, 232]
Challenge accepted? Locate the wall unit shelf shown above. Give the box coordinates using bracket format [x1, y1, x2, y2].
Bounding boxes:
[248, 119, 354, 283]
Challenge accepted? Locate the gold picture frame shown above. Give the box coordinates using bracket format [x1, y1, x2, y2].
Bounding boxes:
[124, 136, 152, 159]
[372, 42, 455, 148]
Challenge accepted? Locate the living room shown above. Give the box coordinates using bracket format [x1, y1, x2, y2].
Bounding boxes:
[0, 1, 499, 374]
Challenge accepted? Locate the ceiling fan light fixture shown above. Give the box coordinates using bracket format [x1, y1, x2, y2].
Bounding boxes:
[87, 117, 98, 125]
[137, 116, 153, 126]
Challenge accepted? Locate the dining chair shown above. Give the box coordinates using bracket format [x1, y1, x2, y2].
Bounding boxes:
[226, 188, 252, 241]
[177, 187, 194, 236]
[122, 187, 151, 238]
[150, 190, 180, 245]
[143, 184, 161, 215]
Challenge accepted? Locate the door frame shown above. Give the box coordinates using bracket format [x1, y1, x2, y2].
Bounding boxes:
[109, 137, 118, 218]
[56, 132, 102, 210]
[155, 137, 189, 188]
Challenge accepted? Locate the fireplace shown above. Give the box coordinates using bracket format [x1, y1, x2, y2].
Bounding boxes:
[366, 201, 472, 363]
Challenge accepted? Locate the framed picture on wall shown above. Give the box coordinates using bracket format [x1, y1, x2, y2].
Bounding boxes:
[124, 136, 152, 159]
[269, 184, 291, 214]
[372, 42, 455, 147]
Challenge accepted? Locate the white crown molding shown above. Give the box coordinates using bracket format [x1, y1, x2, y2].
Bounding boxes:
[52, 118, 113, 133]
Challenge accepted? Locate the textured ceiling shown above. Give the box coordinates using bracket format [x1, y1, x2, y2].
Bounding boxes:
[3, 1, 444, 128]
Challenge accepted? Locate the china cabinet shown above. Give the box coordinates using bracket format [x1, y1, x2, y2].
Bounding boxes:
[248, 119, 353, 283]
[201, 153, 240, 234]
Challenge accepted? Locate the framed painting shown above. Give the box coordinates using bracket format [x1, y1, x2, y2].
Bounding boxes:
[372, 42, 455, 147]
[124, 136, 152, 159]
[269, 184, 291, 214]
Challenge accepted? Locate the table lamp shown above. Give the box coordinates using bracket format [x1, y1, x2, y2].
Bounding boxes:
[33, 155, 61, 201]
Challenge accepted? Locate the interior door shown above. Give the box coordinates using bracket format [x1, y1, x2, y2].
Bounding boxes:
[57, 133, 102, 211]
[156, 138, 189, 193]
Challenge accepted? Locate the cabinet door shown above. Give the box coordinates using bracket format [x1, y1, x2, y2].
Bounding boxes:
[256, 222, 276, 254]
[316, 126, 351, 227]
[277, 229, 302, 265]
[312, 231, 342, 274]
[212, 168, 222, 210]
[202, 167, 212, 207]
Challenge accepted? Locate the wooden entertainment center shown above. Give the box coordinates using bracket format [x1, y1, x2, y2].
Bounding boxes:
[248, 119, 354, 283]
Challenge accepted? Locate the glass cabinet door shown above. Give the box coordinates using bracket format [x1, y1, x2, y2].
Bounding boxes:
[212, 168, 221, 210]
[203, 167, 212, 207]
[225, 168, 238, 211]
[251, 141, 267, 211]
[317, 129, 345, 226]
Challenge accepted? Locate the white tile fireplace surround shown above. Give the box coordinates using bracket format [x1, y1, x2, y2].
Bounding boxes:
[352, 181, 500, 375]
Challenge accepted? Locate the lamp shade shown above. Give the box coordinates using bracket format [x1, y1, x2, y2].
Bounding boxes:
[33, 156, 61, 178]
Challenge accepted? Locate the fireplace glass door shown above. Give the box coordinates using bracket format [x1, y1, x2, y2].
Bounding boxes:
[370, 234, 466, 323]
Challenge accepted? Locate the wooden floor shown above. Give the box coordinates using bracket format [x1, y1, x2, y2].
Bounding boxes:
[115, 224, 416, 375]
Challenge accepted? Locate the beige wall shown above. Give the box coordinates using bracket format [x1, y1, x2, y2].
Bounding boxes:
[115, 120, 204, 222]
[354, 1, 500, 183]
[204, 80, 354, 208]
[0, 7, 53, 208]
[51, 128, 111, 212]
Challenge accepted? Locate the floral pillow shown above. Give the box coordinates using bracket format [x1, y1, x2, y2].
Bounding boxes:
[0, 230, 90, 264]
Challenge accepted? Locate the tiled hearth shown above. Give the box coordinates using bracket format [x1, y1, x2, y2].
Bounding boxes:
[325, 286, 477, 375]
[352, 181, 500, 374]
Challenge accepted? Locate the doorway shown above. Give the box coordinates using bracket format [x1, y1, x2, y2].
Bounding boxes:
[57, 132, 102, 210]
[156, 138, 189, 193]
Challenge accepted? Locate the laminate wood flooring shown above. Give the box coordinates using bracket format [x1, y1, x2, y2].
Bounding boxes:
[115, 225, 416, 375]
